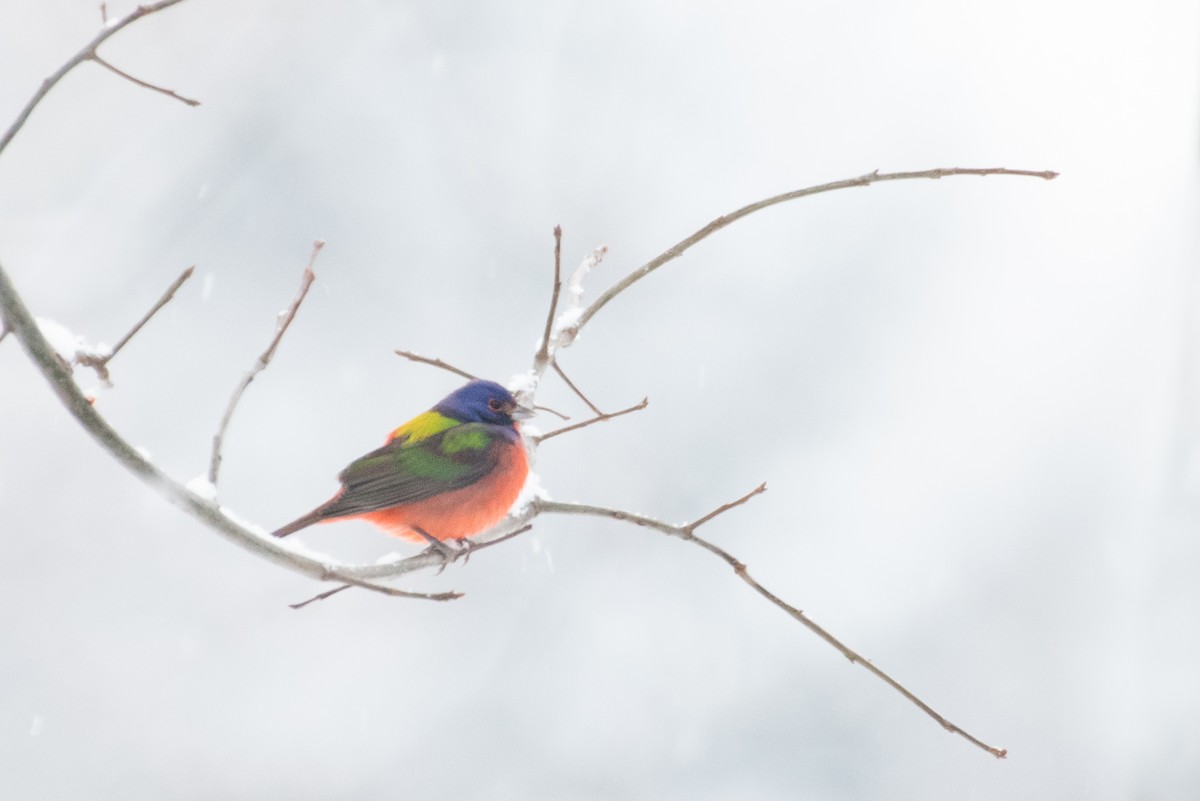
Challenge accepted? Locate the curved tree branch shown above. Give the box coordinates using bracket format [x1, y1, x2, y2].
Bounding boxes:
[568, 167, 1058, 336]
[535, 493, 1008, 759]
[0, 259, 456, 603]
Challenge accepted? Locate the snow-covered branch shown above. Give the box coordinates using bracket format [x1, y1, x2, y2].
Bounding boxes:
[0, 0, 1059, 762]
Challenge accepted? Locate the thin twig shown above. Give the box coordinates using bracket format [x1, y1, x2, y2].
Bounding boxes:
[74, 265, 194, 383]
[209, 242, 321, 486]
[289, 524, 535, 610]
[552, 360, 603, 415]
[534, 494, 1007, 759]
[0, 0, 192, 162]
[537, 397, 649, 442]
[392, 352, 565, 415]
[532, 225, 563, 376]
[532, 404, 570, 421]
[291, 576, 460, 610]
[108, 265, 194, 360]
[290, 584, 353, 609]
[688, 482, 768, 529]
[394, 350, 477, 380]
[89, 54, 200, 107]
[571, 167, 1059, 335]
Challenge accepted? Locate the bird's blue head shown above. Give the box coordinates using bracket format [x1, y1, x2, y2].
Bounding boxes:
[434, 379, 534, 426]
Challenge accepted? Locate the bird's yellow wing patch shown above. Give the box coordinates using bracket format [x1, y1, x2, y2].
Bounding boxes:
[389, 411, 458, 444]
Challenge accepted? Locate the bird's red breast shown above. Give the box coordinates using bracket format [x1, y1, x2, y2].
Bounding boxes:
[352, 433, 529, 542]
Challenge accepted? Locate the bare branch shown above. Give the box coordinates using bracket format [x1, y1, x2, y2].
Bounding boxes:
[0, 323, 8, 344]
[531, 225, 563, 377]
[289, 524, 534, 610]
[688, 482, 767, 530]
[571, 167, 1059, 335]
[208, 242, 321, 486]
[532, 403, 570, 421]
[394, 350, 477, 380]
[338, 504, 541, 582]
[537, 397, 649, 442]
[89, 53, 201, 107]
[534, 494, 1007, 759]
[73, 264, 194, 384]
[289, 584, 353, 610]
[552, 360, 603, 415]
[0, 0, 192, 162]
[290, 577, 460, 610]
[0, 257, 442, 600]
[109, 265, 194, 360]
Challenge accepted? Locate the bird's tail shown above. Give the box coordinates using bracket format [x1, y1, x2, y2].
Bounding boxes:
[270, 509, 326, 538]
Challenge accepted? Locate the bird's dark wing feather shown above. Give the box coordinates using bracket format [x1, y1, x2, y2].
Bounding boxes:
[316, 422, 507, 518]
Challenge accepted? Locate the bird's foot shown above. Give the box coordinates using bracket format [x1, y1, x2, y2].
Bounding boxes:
[414, 527, 458, 575]
[451, 537, 479, 566]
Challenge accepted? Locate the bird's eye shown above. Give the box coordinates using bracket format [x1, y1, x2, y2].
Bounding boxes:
[487, 398, 504, 412]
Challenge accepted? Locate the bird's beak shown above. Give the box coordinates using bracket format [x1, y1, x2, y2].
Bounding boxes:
[511, 403, 536, 421]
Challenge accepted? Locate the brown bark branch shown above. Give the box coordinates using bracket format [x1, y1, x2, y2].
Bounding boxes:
[532, 225, 563, 378]
[89, 53, 201, 107]
[74, 265, 194, 384]
[0, 257, 439, 601]
[536, 397, 649, 442]
[393, 349, 478, 380]
[0, 0, 192, 161]
[570, 167, 1059, 335]
[208, 242, 320, 486]
[535, 493, 1008, 759]
[551, 360, 603, 415]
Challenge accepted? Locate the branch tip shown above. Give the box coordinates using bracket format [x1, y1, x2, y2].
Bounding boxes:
[533, 226, 565, 372]
[689, 482, 768, 530]
[537, 396, 648, 442]
[90, 53, 201, 107]
[393, 350, 477, 381]
[208, 253, 319, 485]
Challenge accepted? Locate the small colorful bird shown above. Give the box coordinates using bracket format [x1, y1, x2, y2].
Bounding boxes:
[271, 379, 533, 545]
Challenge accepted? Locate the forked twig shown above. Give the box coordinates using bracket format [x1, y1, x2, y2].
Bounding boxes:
[208, 242, 321, 486]
[537, 397, 649, 442]
[0, 0, 192, 161]
[535, 487, 1008, 759]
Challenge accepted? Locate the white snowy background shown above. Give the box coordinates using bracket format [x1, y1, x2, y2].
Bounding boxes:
[1, 1, 1197, 799]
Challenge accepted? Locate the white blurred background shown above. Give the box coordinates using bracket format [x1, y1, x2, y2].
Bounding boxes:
[1, 1, 1197, 798]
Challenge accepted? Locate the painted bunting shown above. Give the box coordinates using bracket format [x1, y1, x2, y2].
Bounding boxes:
[271, 379, 533, 544]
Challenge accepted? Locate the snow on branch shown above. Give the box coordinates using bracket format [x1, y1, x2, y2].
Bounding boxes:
[0, 0, 1060, 761]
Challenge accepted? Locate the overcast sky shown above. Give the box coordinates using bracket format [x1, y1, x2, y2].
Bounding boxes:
[2, 1, 1198, 799]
